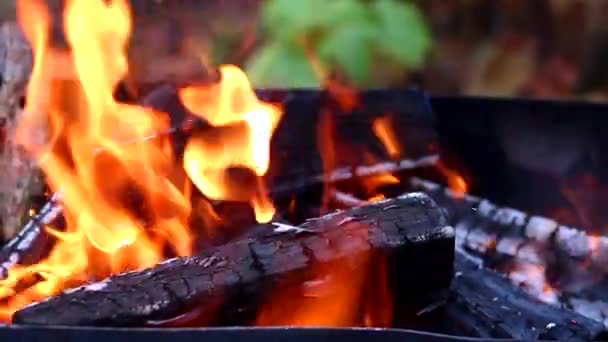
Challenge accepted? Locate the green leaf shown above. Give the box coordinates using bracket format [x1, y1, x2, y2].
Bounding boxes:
[245, 42, 320, 88]
[317, 25, 374, 84]
[371, 0, 431, 67]
[262, 0, 329, 42]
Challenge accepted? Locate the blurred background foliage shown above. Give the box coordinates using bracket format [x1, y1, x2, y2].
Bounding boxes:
[4, 0, 608, 100]
[245, 0, 431, 87]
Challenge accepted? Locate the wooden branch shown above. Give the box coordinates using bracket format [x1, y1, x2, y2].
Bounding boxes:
[0, 194, 61, 278]
[12, 193, 454, 327]
[447, 251, 607, 341]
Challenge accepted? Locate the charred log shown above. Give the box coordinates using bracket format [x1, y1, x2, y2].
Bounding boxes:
[0, 194, 61, 278]
[447, 252, 607, 341]
[411, 177, 608, 330]
[12, 193, 454, 327]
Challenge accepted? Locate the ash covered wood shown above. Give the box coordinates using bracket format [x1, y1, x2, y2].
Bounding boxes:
[0, 194, 61, 278]
[448, 252, 607, 341]
[411, 177, 608, 332]
[12, 192, 453, 327]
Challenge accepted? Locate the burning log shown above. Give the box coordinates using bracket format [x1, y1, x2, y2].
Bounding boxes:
[0, 194, 60, 278]
[448, 252, 607, 341]
[0, 22, 45, 241]
[410, 177, 608, 331]
[12, 193, 454, 327]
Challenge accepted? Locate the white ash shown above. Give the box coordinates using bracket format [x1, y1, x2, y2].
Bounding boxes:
[409, 177, 440, 191]
[158, 257, 179, 265]
[492, 207, 527, 227]
[326, 167, 353, 182]
[272, 222, 314, 234]
[525, 216, 558, 242]
[556, 226, 590, 258]
[356, 162, 397, 176]
[515, 243, 544, 265]
[138, 300, 169, 315]
[40, 202, 63, 225]
[336, 216, 357, 226]
[477, 200, 496, 217]
[568, 298, 608, 328]
[0, 252, 19, 270]
[508, 264, 558, 304]
[465, 229, 495, 254]
[83, 279, 109, 292]
[496, 237, 522, 256]
[454, 222, 470, 245]
[16, 227, 40, 251]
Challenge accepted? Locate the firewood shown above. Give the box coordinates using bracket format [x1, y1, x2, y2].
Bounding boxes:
[447, 251, 607, 341]
[12, 192, 454, 327]
[0, 22, 46, 241]
[0, 194, 61, 278]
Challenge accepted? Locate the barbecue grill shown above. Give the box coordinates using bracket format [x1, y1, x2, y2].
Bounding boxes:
[2, 88, 608, 341]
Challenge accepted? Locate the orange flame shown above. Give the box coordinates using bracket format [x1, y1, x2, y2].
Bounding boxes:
[256, 222, 392, 327]
[2, 0, 282, 321]
[179, 65, 282, 223]
[436, 162, 468, 195]
[372, 116, 400, 159]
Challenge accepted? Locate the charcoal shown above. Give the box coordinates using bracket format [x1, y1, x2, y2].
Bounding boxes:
[12, 193, 453, 327]
[447, 251, 608, 341]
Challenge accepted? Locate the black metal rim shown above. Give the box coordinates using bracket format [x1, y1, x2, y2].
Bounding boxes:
[0, 325, 519, 342]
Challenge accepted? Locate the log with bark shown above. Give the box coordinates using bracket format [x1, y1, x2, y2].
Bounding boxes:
[447, 251, 608, 341]
[12, 192, 454, 327]
[0, 22, 46, 241]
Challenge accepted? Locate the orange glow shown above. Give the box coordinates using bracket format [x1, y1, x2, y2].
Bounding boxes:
[372, 116, 400, 159]
[0, 0, 197, 321]
[256, 222, 392, 327]
[179, 65, 282, 223]
[436, 162, 468, 195]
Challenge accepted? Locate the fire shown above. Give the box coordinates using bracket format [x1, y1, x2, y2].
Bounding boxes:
[256, 222, 392, 327]
[436, 162, 468, 195]
[0, 0, 282, 321]
[179, 65, 282, 223]
[372, 116, 400, 159]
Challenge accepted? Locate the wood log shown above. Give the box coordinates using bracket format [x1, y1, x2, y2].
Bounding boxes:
[447, 251, 607, 341]
[0, 22, 46, 241]
[12, 192, 454, 327]
[0, 194, 61, 278]
[411, 177, 608, 330]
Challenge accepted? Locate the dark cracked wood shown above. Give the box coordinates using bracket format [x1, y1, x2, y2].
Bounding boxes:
[447, 252, 608, 341]
[12, 192, 454, 327]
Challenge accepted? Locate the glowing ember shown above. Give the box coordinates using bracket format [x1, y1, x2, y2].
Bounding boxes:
[0, 0, 282, 321]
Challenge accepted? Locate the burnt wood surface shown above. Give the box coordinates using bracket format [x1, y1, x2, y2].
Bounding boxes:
[12, 193, 454, 327]
[447, 252, 607, 341]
